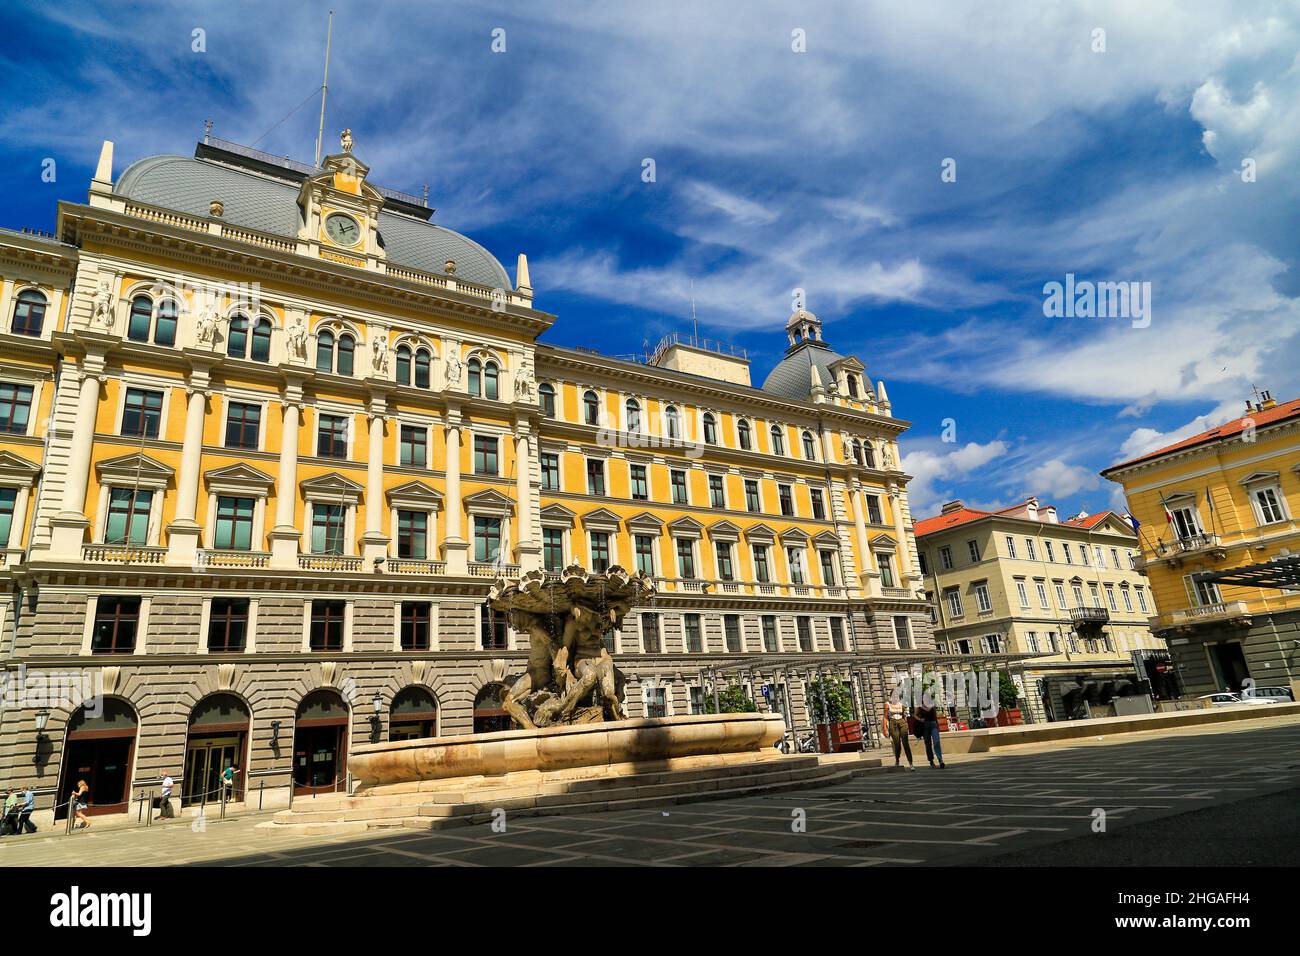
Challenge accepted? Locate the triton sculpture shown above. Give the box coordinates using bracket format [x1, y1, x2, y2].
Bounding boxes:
[487, 565, 655, 728]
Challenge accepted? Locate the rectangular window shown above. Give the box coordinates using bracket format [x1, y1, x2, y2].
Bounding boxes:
[877, 553, 895, 588]
[207, 598, 248, 652]
[1025, 538, 1037, 561]
[670, 470, 688, 504]
[761, 615, 778, 652]
[481, 603, 508, 650]
[311, 503, 346, 554]
[586, 459, 605, 496]
[745, 479, 761, 512]
[818, 550, 837, 585]
[1062, 543, 1073, 564]
[829, 617, 845, 651]
[1044, 541, 1056, 562]
[918, 551, 929, 576]
[224, 401, 261, 450]
[1005, 535, 1018, 559]
[214, 496, 255, 550]
[724, 614, 742, 652]
[893, 616, 913, 650]
[866, 495, 882, 524]
[1105, 584, 1118, 610]
[92, 596, 140, 654]
[0, 487, 16, 545]
[316, 413, 348, 458]
[630, 464, 649, 500]
[974, 582, 992, 613]
[1037, 581, 1050, 609]
[105, 488, 152, 545]
[540, 452, 560, 491]
[1110, 547, 1121, 569]
[787, 547, 806, 585]
[474, 516, 502, 563]
[1026, 631, 1039, 654]
[779, 484, 794, 517]
[1073, 584, 1085, 607]
[1016, 579, 1030, 608]
[634, 534, 655, 576]
[122, 388, 163, 439]
[641, 612, 661, 653]
[939, 546, 953, 570]
[590, 531, 611, 572]
[1080, 544, 1090, 565]
[752, 545, 771, 583]
[543, 527, 564, 571]
[396, 510, 428, 560]
[796, 617, 813, 651]
[399, 425, 427, 467]
[474, 436, 499, 476]
[0, 383, 34, 434]
[400, 602, 432, 651]
[1121, 587, 1133, 612]
[1136, 588, 1148, 613]
[967, 539, 981, 563]
[644, 686, 668, 718]
[675, 538, 695, 578]
[944, 588, 963, 617]
[708, 474, 725, 508]
[1089, 584, 1102, 607]
[810, 489, 825, 520]
[1254, 486, 1286, 524]
[715, 541, 735, 581]
[684, 613, 703, 653]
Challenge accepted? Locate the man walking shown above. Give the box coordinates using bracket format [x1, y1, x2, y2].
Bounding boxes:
[157, 772, 175, 819]
[15, 785, 36, 834]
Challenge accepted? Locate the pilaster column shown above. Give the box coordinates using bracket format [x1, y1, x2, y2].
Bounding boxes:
[360, 390, 390, 564]
[165, 354, 217, 566]
[49, 338, 113, 558]
[849, 482, 873, 587]
[513, 427, 540, 571]
[268, 372, 308, 569]
[441, 408, 469, 574]
[889, 483, 918, 588]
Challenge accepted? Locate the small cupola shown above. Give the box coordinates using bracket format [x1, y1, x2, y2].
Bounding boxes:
[786, 308, 823, 347]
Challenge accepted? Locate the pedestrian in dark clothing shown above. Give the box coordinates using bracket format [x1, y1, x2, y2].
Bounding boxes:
[914, 702, 946, 768]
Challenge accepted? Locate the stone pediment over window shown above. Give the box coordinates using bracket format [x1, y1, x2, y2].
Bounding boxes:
[869, 532, 898, 549]
[463, 488, 513, 516]
[540, 503, 576, 529]
[625, 511, 664, 535]
[0, 450, 42, 487]
[743, 523, 776, 543]
[668, 516, 704, 539]
[581, 508, 622, 531]
[813, 530, 841, 548]
[300, 472, 364, 504]
[779, 527, 810, 545]
[707, 520, 741, 542]
[95, 452, 173, 490]
[204, 462, 275, 496]
[387, 480, 443, 512]
[1238, 471, 1280, 486]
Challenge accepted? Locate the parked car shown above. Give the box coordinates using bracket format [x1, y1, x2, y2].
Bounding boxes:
[1248, 685, 1296, 703]
[1197, 692, 1274, 708]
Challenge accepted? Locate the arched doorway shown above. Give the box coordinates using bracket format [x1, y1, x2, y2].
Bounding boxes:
[389, 686, 438, 740]
[292, 689, 349, 795]
[56, 698, 138, 819]
[472, 682, 512, 734]
[183, 694, 250, 806]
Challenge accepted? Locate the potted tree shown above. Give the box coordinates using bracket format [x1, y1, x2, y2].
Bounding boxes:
[704, 684, 758, 714]
[808, 679, 861, 752]
[995, 672, 1024, 726]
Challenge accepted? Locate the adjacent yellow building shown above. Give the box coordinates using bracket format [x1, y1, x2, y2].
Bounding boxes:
[1102, 392, 1300, 698]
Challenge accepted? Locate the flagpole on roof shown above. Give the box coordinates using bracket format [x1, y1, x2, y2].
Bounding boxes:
[313, 11, 334, 168]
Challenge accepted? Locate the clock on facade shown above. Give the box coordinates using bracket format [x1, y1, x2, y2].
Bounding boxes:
[324, 212, 361, 246]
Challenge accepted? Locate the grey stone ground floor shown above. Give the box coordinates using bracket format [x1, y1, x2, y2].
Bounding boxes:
[4, 714, 1297, 866]
[1163, 608, 1300, 696]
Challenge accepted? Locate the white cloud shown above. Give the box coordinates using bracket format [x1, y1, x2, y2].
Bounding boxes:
[902, 439, 1010, 517]
[1117, 397, 1245, 460]
[1022, 459, 1102, 500]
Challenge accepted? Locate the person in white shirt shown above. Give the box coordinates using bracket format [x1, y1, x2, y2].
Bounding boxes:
[158, 772, 175, 819]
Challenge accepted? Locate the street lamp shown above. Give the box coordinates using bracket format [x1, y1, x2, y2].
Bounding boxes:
[372, 692, 383, 716]
[34, 708, 49, 736]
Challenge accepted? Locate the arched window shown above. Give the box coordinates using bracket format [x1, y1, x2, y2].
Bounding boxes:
[227, 314, 249, 359]
[702, 413, 718, 445]
[468, 359, 482, 397]
[11, 289, 46, 336]
[626, 399, 641, 433]
[316, 329, 335, 372]
[250, 318, 272, 362]
[802, 431, 816, 460]
[483, 361, 499, 400]
[665, 405, 680, 439]
[737, 419, 752, 450]
[395, 345, 412, 385]
[851, 439, 863, 465]
[128, 295, 153, 342]
[863, 442, 876, 468]
[583, 390, 600, 425]
[414, 349, 432, 389]
[336, 333, 355, 376]
[770, 425, 785, 456]
[154, 299, 177, 346]
[846, 375, 859, 399]
[538, 382, 556, 417]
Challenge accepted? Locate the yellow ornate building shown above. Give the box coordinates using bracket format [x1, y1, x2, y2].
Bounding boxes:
[1102, 392, 1300, 698]
[0, 135, 932, 820]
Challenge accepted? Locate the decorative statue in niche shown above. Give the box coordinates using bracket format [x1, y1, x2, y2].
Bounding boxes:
[287, 317, 309, 361]
[371, 335, 389, 375]
[91, 282, 114, 328]
[445, 354, 463, 386]
[195, 304, 221, 347]
[514, 363, 536, 402]
[883, 445, 895, 469]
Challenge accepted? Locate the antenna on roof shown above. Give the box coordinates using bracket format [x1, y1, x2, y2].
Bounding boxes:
[690, 280, 698, 346]
[203, 118, 213, 144]
[313, 11, 334, 168]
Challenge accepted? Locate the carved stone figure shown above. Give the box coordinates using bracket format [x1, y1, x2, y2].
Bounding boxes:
[445, 354, 463, 386]
[287, 317, 309, 361]
[883, 445, 896, 469]
[195, 305, 220, 347]
[371, 335, 389, 375]
[513, 364, 536, 402]
[489, 567, 653, 730]
[340, 128, 354, 153]
[91, 282, 114, 328]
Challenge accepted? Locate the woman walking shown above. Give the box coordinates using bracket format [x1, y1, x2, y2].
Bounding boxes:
[71, 779, 91, 830]
[885, 697, 914, 770]
[914, 700, 946, 769]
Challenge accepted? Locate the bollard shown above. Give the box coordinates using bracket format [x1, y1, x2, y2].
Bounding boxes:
[65, 796, 75, 835]
[258, 780, 264, 811]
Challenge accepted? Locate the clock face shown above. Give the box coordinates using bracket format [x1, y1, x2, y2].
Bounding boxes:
[324, 213, 361, 246]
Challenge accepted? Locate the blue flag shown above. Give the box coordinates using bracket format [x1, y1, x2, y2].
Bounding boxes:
[1127, 514, 1140, 534]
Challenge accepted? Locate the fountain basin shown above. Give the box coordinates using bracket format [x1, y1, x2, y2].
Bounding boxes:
[349, 712, 786, 786]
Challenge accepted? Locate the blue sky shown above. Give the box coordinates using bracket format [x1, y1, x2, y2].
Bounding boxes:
[2, 0, 1297, 518]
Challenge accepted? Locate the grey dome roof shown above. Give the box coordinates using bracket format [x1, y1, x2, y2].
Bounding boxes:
[762, 341, 851, 400]
[115, 154, 510, 289]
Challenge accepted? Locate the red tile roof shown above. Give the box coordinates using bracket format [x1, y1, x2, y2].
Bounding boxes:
[1103, 397, 1300, 475]
[1062, 512, 1113, 529]
[914, 505, 1123, 537]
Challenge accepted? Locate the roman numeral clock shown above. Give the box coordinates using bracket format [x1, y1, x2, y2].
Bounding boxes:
[297, 129, 387, 270]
